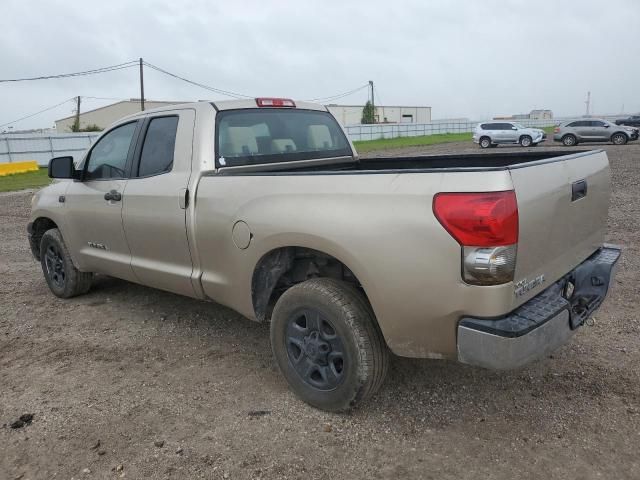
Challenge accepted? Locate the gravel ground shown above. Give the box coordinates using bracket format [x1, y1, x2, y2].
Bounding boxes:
[1, 139, 639, 479]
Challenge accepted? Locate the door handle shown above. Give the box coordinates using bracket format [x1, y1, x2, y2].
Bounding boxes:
[104, 190, 122, 202]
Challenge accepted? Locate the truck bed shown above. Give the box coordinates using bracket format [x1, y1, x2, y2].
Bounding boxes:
[217, 150, 595, 175]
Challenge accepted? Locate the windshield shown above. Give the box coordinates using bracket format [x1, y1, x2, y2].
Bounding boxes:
[216, 109, 352, 168]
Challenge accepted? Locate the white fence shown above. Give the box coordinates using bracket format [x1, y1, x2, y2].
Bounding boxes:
[0, 133, 100, 166]
[345, 115, 625, 142]
[0, 115, 627, 166]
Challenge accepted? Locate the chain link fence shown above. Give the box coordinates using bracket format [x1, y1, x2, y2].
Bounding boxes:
[0, 133, 100, 166]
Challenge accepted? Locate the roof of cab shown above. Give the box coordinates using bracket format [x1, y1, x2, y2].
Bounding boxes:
[120, 98, 328, 122]
[212, 98, 328, 112]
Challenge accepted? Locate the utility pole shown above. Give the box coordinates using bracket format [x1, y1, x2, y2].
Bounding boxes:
[73, 96, 81, 132]
[585, 91, 591, 117]
[139, 57, 145, 111]
[369, 80, 375, 123]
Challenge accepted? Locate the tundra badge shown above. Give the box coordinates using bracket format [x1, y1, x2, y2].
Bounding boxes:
[514, 275, 545, 297]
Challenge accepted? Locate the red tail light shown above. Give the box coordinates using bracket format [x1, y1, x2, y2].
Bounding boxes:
[255, 98, 296, 108]
[433, 191, 518, 247]
[554, 126, 560, 133]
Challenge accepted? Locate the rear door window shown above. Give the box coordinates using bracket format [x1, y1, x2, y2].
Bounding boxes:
[137, 116, 179, 177]
[216, 109, 352, 167]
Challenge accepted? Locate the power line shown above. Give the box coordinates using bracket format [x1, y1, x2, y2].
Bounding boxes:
[143, 61, 254, 99]
[0, 61, 138, 83]
[307, 83, 370, 103]
[82, 96, 131, 101]
[0, 97, 76, 129]
[373, 84, 383, 106]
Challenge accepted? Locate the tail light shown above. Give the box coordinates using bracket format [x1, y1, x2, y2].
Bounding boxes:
[255, 98, 296, 108]
[554, 126, 560, 133]
[433, 191, 518, 285]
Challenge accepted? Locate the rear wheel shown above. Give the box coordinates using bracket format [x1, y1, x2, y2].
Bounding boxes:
[40, 228, 93, 298]
[611, 133, 628, 145]
[562, 134, 577, 146]
[270, 278, 389, 412]
[519, 135, 533, 147]
[479, 137, 492, 149]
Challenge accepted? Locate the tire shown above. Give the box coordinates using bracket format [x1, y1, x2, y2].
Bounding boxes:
[611, 133, 628, 145]
[519, 135, 533, 147]
[270, 278, 389, 412]
[562, 134, 577, 146]
[479, 137, 492, 149]
[40, 228, 93, 298]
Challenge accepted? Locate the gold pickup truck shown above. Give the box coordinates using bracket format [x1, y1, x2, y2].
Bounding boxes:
[28, 99, 620, 411]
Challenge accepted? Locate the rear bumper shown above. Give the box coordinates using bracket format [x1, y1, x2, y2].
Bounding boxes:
[457, 244, 621, 370]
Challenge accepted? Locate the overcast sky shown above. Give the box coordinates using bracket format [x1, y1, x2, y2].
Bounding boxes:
[1, 0, 639, 130]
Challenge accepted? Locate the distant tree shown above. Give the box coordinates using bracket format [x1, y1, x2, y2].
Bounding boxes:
[69, 123, 102, 132]
[361, 101, 376, 124]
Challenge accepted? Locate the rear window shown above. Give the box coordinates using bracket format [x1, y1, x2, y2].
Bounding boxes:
[216, 109, 352, 168]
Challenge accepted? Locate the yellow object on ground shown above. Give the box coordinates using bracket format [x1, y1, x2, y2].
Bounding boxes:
[0, 161, 40, 176]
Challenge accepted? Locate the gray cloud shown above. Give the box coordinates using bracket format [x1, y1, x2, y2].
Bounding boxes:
[2, 0, 639, 129]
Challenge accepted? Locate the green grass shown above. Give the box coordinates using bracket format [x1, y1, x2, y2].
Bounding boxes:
[353, 132, 472, 153]
[353, 126, 557, 153]
[0, 168, 51, 193]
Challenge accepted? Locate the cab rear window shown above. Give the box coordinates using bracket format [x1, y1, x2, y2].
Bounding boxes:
[216, 109, 352, 168]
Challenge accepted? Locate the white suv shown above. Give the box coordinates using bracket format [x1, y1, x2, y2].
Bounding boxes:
[473, 122, 546, 148]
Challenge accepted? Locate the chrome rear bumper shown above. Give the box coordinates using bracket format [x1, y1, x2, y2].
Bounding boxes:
[457, 244, 621, 370]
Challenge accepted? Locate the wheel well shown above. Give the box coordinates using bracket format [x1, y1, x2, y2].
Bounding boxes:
[29, 217, 58, 260]
[519, 134, 532, 141]
[562, 133, 576, 140]
[251, 247, 365, 322]
[611, 131, 628, 139]
[479, 135, 491, 142]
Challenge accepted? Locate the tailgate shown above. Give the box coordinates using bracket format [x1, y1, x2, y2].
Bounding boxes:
[510, 150, 610, 306]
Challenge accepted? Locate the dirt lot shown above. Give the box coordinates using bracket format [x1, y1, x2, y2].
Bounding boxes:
[1, 140, 639, 480]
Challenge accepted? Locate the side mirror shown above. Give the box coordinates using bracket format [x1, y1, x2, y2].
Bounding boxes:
[511, 126, 518, 130]
[604, 124, 610, 128]
[48, 156, 77, 179]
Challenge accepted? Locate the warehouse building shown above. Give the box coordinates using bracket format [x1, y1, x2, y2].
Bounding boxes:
[327, 104, 431, 126]
[493, 109, 553, 121]
[55, 99, 432, 131]
[55, 99, 185, 132]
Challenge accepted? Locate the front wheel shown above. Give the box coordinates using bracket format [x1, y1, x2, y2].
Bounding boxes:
[519, 135, 533, 147]
[40, 228, 93, 298]
[611, 133, 628, 145]
[479, 137, 492, 149]
[270, 278, 389, 412]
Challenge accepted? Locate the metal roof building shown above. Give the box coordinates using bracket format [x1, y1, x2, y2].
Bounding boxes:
[55, 99, 433, 131]
[55, 99, 186, 132]
[327, 104, 431, 126]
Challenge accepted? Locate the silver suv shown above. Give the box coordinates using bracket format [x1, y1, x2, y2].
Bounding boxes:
[553, 119, 639, 146]
[473, 122, 546, 148]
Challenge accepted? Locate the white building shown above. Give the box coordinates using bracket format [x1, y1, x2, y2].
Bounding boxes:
[327, 104, 432, 126]
[55, 99, 186, 132]
[55, 99, 433, 131]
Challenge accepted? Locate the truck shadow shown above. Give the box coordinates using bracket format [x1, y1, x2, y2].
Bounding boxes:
[81, 275, 629, 432]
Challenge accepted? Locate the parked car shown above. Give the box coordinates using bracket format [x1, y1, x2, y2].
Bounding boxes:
[29, 99, 620, 411]
[553, 119, 639, 146]
[615, 115, 640, 127]
[473, 122, 546, 148]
